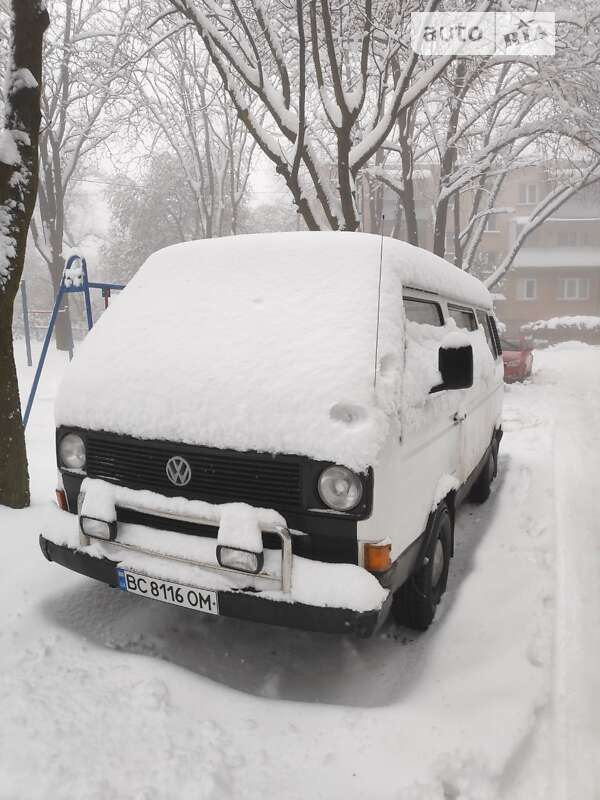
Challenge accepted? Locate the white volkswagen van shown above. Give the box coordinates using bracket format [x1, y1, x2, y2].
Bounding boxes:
[41, 232, 503, 635]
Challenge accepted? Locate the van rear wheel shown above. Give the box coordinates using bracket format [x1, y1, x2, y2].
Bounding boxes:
[392, 506, 451, 631]
[469, 444, 497, 504]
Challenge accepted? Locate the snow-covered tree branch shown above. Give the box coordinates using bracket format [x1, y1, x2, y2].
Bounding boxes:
[122, 10, 258, 244]
[377, 3, 600, 279]
[164, 0, 483, 231]
[484, 161, 600, 289]
[34, 0, 135, 350]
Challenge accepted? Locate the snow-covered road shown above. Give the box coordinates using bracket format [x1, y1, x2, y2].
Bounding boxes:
[1, 342, 598, 799]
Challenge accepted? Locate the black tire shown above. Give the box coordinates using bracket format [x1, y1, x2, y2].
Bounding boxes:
[469, 445, 496, 504]
[392, 505, 452, 631]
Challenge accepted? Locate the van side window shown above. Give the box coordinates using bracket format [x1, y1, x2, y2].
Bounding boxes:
[448, 305, 477, 331]
[487, 315, 503, 356]
[404, 298, 443, 326]
[476, 309, 496, 356]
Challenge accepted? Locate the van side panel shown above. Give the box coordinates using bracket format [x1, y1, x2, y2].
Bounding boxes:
[460, 370, 503, 478]
[357, 297, 503, 566]
[357, 397, 461, 560]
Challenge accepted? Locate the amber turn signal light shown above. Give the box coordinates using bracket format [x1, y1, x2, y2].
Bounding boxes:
[55, 490, 68, 511]
[363, 542, 391, 573]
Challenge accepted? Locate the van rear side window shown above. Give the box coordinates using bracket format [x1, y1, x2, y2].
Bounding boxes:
[476, 309, 496, 356]
[487, 315, 503, 356]
[448, 305, 477, 331]
[475, 310, 502, 358]
[404, 298, 443, 326]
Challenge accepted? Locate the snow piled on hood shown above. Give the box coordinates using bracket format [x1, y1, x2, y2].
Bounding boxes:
[55, 232, 491, 471]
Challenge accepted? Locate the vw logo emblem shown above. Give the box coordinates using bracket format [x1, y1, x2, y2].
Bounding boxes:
[165, 455, 192, 487]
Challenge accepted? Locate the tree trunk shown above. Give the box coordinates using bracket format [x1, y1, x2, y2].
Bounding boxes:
[453, 191, 463, 268]
[397, 109, 419, 247]
[433, 61, 467, 258]
[391, 195, 403, 239]
[370, 148, 385, 234]
[337, 131, 359, 231]
[0, 301, 30, 507]
[401, 175, 419, 246]
[0, 0, 49, 508]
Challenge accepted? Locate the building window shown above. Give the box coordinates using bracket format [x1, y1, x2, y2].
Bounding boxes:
[519, 184, 538, 205]
[558, 278, 590, 300]
[557, 230, 577, 247]
[481, 251, 499, 268]
[485, 213, 498, 232]
[516, 277, 537, 301]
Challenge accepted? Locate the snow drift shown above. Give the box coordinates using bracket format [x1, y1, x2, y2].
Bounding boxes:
[55, 232, 491, 471]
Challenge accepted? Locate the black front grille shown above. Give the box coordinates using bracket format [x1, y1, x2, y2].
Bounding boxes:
[115, 507, 313, 557]
[86, 434, 303, 512]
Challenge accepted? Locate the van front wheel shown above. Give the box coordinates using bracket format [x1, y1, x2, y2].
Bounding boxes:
[392, 506, 451, 631]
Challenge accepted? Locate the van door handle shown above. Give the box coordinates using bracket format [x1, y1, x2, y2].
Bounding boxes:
[453, 412, 467, 424]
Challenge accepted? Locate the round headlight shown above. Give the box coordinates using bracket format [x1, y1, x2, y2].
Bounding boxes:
[58, 433, 86, 470]
[318, 466, 363, 511]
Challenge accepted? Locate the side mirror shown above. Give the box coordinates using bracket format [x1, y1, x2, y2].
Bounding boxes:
[434, 344, 473, 391]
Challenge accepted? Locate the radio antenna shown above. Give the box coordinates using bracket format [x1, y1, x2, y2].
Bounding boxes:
[373, 215, 385, 389]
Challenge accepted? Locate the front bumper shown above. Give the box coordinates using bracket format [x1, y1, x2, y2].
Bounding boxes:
[40, 489, 390, 637]
[39, 535, 388, 636]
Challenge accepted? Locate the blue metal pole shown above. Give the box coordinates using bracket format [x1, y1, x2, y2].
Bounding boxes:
[20, 280, 32, 367]
[23, 279, 66, 429]
[80, 256, 94, 330]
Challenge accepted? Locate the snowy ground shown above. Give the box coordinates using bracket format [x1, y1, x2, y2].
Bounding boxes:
[1, 339, 599, 800]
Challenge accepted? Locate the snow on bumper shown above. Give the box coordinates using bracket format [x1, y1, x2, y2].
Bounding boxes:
[40, 505, 390, 636]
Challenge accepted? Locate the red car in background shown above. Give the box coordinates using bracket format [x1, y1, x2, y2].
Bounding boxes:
[501, 338, 534, 383]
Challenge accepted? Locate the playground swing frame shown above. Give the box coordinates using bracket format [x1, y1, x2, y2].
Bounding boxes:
[22, 254, 124, 428]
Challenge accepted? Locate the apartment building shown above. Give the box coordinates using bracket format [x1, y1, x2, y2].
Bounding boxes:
[492, 181, 600, 341]
[360, 163, 600, 342]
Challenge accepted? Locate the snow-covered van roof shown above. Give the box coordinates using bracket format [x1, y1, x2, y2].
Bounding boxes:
[55, 232, 492, 471]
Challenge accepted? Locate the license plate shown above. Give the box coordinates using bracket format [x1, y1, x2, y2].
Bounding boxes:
[117, 568, 219, 615]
